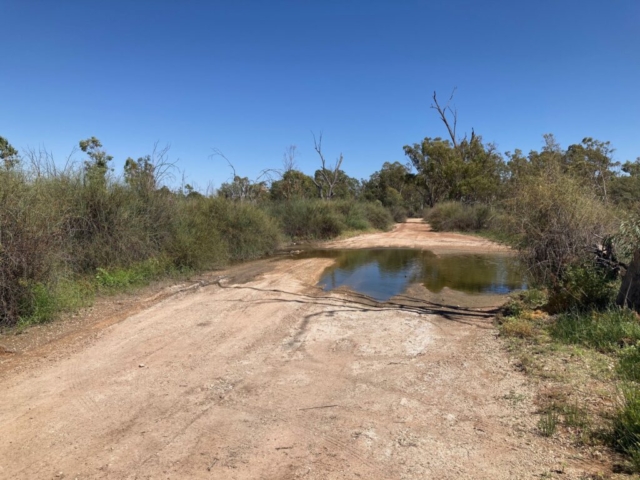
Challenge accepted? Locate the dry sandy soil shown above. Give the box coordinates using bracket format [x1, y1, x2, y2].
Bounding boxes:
[0, 221, 606, 479]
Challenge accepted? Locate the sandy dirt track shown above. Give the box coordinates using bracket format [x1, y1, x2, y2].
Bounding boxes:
[0, 222, 597, 479]
[323, 219, 510, 254]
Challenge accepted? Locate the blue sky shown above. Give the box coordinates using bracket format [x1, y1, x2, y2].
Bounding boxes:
[2, 1, 639, 189]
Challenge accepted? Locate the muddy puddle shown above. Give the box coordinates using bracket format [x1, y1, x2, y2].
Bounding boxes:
[297, 249, 526, 301]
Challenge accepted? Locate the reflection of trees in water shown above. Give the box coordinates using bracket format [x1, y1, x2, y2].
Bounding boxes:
[333, 249, 421, 274]
[419, 254, 523, 293]
[307, 249, 525, 295]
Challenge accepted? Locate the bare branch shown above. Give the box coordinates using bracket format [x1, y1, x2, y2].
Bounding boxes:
[210, 147, 237, 180]
[283, 145, 298, 173]
[311, 132, 344, 200]
[431, 88, 459, 149]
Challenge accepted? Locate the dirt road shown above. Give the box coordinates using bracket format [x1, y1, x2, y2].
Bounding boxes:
[0, 222, 594, 479]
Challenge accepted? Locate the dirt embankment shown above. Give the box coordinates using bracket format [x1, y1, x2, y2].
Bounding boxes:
[0, 221, 605, 479]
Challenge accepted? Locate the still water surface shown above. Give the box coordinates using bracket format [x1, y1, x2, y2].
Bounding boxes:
[298, 249, 526, 301]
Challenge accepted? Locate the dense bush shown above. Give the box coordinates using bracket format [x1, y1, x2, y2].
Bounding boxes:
[506, 173, 615, 285]
[0, 158, 397, 328]
[361, 202, 394, 230]
[546, 262, 619, 312]
[266, 199, 392, 241]
[424, 201, 493, 232]
[389, 205, 408, 223]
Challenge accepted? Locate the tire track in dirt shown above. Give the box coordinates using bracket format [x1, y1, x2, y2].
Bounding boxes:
[0, 223, 604, 479]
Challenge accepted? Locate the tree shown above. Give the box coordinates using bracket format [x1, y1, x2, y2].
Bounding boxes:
[0, 136, 19, 169]
[124, 156, 156, 193]
[211, 148, 269, 203]
[80, 137, 113, 186]
[609, 158, 640, 208]
[403, 90, 505, 207]
[310, 132, 344, 200]
[269, 145, 317, 201]
[314, 169, 360, 199]
[362, 161, 425, 213]
[270, 169, 317, 200]
[564, 137, 618, 204]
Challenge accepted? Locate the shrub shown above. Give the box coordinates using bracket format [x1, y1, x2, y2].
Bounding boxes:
[267, 199, 391, 241]
[0, 142, 392, 328]
[213, 200, 281, 261]
[505, 173, 614, 285]
[547, 261, 619, 312]
[268, 199, 344, 240]
[95, 257, 170, 290]
[500, 317, 534, 338]
[168, 198, 229, 270]
[425, 201, 493, 232]
[361, 202, 393, 230]
[389, 205, 408, 223]
[0, 169, 67, 325]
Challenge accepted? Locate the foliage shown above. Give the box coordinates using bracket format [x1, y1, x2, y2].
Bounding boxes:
[270, 169, 317, 200]
[95, 257, 170, 290]
[505, 170, 614, 285]
[547, 261, 619, 312]
[80, 136, 113, 186]
[424, 201, 494, 232]
[0, 136, 20, 169]
[403, 135, 505, 207]
[218, 176, 269, 202]
[389, 205, 408, 223]
[361, 161, 424, 216]
[313, 169, 361, 200]
[266, 199, 392, 241]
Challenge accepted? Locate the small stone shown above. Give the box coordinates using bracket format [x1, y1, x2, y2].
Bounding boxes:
[139, 364, 145, 368]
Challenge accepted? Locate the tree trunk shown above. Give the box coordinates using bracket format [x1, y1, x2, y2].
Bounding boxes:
[617, 249, 640, 312]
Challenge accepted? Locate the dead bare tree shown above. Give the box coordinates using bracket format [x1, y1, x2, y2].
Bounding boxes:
[283, 145, 298, 173]
[431, 87, 483, 172]
[431, 88, 459, 148]
[210, 148, 270, 202]
[311, 132, 343, 200]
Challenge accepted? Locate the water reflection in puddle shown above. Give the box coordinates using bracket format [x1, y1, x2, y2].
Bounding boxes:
[297, 249, 526, 301]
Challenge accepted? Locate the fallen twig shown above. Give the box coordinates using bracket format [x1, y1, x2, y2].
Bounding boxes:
[298, 404, 339, 411]
[207, 458, 218, 471]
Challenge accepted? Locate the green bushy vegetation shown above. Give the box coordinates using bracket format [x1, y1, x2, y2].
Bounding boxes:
[424, 201, 493, 232]
[266, 199, 392, 241]
[0, 136, 399, 329]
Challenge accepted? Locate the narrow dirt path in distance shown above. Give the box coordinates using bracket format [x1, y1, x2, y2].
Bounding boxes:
[0, 221, 600, 479]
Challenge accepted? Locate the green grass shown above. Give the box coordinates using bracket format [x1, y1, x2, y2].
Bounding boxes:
[500, 296, 640, 472]
[550, 307, 640, 353]
[538, 410, 559, 437]
[16, 278, 94, 328]
[95, 257, 172, 290]
[619, 346, 640, 382]
[612, 385, 640, 471]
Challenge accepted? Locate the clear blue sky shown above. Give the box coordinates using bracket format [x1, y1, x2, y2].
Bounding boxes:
[2, 1, 639, 189]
